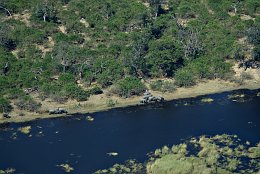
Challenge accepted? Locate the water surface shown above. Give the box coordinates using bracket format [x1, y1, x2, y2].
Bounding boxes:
[0, 89, 259, 173]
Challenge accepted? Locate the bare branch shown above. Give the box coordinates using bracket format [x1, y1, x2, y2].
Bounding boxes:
[0, 5, 11, 16]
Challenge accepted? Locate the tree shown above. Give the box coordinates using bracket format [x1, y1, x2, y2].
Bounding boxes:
[0, 24, 16, 50]
[35, 0, 57, 22]
[148, 0, 164, 17]
[54, 42, 72, 73]
[247, 26, 260, 45]
[124, 32, 150, 77]
[182, 29, 203, 59]
[112, 77, 146, 97]
[146, 37, 183, 77]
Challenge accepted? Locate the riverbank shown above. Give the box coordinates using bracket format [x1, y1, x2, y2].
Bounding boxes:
[1, 79, 260, 124]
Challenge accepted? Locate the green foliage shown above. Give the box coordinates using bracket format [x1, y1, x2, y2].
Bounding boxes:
[0, 0, 258, 107]
[14, 96, 41, 112]
[113, 77, 146, 97]
[88, 86, 103, 95]
[106, 99, 117, 107]
[150, 80, 176, 92]
[146, 37, 183, 77]
[0, 97, 13, 113]
[58, 73, 75, 85]
[174, 68, 196, 87]
[35, 0, 58, 22]
[63, 83, 89, 101]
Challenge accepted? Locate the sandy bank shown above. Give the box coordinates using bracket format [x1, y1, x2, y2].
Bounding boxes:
[1, 79, 260, 124]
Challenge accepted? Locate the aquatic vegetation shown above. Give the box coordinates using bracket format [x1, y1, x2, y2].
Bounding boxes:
[96, 134, 260, 174]
[86, 116, 94, 122]
[94, 160, 144, 174]
[10, 132, 17, 140]
[201, 98, 214, 103]
[107, 152, 118, 156]
[257, 92, 260, 97]
[248, 143, 260, 159]
[227, 93, 252, 103]
[0, 168, 16, 174]
[18, 126, 31, 134]
[56, 164, 74, 173]
[228, 94, 245, 99]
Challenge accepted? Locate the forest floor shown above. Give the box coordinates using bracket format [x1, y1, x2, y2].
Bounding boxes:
[1, 66, 260, 124]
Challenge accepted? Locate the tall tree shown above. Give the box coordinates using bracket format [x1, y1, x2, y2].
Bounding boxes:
[35, 0, 57, 22]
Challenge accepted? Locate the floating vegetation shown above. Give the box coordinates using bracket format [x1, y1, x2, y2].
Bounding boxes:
[86, 116, 94, 122]
[201, 98, 214, 103]
[0, 168, 16, 174]
[56, 164, 74, 173]
[227, 93, 252, 103]
[248, 143, 260, 159]
[257, 92, 260, 97]
[94, 160, 144, 174]
[10, 132, 17, 140]
[96, 134, 260, 174]
[107, 152, 118, 156]
[18, 126, 31, 134]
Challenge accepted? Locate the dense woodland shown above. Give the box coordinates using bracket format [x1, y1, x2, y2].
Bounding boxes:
[0, 0, 259, 113]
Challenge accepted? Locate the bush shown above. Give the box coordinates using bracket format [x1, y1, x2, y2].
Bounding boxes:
[174, 69, 196, 87]
[106, 99, 117, 107]
[112, 77, 146, 97]
[88, 86, 103, 95]
[240, 72, 253, 80]
[150, 80, 163, 91]
[0, 97, 13, 113]
[14, 96, 41, 112]
[64, 83, 89, 101]
[59, 73, 75, 85]
[5, 88, 26, 100]
[150, 80, 176, 92]
[162, 81, 177, 92]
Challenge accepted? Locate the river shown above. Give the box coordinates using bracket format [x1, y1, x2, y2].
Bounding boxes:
[0, 89, 259, 174]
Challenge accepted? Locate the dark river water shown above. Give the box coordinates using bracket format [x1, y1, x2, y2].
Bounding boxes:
[0, 89, 259, 174]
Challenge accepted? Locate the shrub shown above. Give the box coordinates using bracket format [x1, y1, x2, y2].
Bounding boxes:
[5, 88, 26, 100]
[150, 80, 164, 91]
[59, 73, 75, 85]
[0, 97, 13, 113]
[112, 77, 146, 97]
[240, 72, 253, 80]
[64, 83, 89, 101]
[14, 96, 41, 112]
[88, 86, 103, 95]
[106, 99, 117, 107]
[162, 81, 177, 92]
[174, 69, 196, 87]
[150, 80, 176, 92]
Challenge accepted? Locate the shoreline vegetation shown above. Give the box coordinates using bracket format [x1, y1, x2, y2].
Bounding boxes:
[1, 79, 260, 124]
